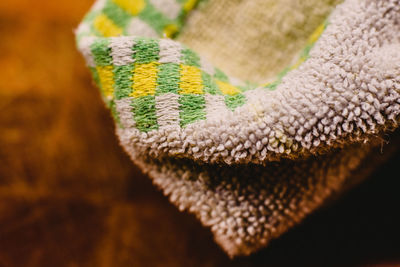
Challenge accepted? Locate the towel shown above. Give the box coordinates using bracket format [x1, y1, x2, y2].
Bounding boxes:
[76, 0, 400, 257]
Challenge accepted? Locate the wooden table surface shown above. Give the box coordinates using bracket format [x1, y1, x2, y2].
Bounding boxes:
[0, 1, 399, 266]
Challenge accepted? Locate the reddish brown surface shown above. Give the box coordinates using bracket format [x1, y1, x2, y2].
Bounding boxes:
[0, 1, 400, 266]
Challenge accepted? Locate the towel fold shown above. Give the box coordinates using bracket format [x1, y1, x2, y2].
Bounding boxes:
[76, 0, 400, 256]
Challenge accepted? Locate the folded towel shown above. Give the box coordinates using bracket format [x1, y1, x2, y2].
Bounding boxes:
[76, 0, 400, 257]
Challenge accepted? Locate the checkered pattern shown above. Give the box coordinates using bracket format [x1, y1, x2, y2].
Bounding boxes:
[76, 0, 327, 132]
[86, 36, 252, 131]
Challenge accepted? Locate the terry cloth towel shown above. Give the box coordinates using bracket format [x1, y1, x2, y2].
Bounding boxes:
[76, 0, 400, 257]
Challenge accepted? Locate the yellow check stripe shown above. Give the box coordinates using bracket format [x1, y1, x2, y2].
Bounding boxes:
[112, 0, 146, 15]
[163, 24, 179, 38]
[183, 0, 198, 12]
[308, 21, 326, 45]
[179, 65, 204, 94]
[216, 80, 241, 95]
[131, 62, 160, 97]
[96, 66, 115, 98]
[93, 13, 123, 37]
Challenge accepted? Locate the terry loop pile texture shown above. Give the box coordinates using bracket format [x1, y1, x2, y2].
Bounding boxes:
[76, 0, 400, 256]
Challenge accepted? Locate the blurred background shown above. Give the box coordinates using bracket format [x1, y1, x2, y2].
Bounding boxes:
[0, 0, 400, 266]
